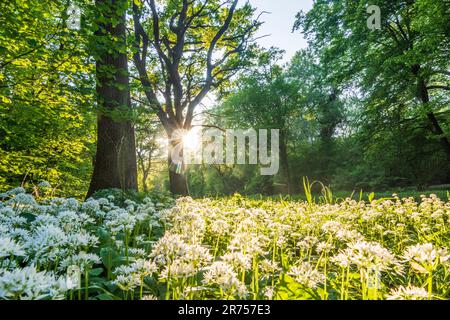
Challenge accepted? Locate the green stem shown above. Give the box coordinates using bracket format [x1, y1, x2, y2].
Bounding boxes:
[428, 271, 433, 300]
[125, 230, 129, 265]
[140, 276, 144, 300]
[84, 268, 89, 300]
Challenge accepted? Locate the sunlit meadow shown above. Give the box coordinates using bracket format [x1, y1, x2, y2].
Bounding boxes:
[0, 181, 449, 300]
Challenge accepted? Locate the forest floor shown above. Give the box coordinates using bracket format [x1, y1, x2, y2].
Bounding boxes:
[1, 187, 449, 300]
[249, 189, 450, 203]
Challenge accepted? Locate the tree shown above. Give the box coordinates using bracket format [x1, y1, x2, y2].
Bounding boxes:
[295, 0, 450, 179]
[135, 105, 162, 192]
[131, 0, 261, 195]
[287, 50, 344, 182]
[218, 49, 297, 193]
[0, 0, 96, 197]
[87, 0, 138, 197]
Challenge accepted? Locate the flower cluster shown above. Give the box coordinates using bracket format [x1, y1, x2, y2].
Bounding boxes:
[0, 187, 162, 300]
[1, 187, 449, 300]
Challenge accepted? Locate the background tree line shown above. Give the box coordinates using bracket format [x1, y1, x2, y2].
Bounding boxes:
[0, 0, 448, 198]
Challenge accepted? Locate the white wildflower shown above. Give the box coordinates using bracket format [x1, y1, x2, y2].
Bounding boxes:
[288, 262, 326, 289]
[386, 285, 429, 300]
[0, 266, 67, 300]
[0, 237, 26, 258]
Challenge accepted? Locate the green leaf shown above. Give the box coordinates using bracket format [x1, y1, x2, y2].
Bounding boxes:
[100, 247, 121, 270]
[89, 268, 104, 277]
[95, 293, 115, 300]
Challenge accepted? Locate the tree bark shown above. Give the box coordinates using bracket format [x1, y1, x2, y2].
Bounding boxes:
[87, 0, 138, 197]
[141, 173, 147, 192]
[417, 77, 450, 163]
[167, 132, 189, 196]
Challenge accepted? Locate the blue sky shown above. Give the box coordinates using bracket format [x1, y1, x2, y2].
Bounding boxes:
[248, 0, 314, 62]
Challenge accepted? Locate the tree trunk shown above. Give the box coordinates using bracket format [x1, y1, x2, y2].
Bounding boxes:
[425, 112, 450, 160]
[167, 134, 189, 196]
[279, 130, 292, 194]
[417, 77, 450, 163]
[138, 154, 151, 193]
[415, 77, 450, 181]
[87, 0, 137, 197]
[142, 169, 148, 193]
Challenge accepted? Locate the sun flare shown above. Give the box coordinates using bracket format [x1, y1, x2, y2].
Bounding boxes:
[181, 128, 201, 151]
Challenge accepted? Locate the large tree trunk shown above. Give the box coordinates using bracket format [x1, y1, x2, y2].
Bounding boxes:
[87, 0, 137, 197]
[167, 133, 189, 196]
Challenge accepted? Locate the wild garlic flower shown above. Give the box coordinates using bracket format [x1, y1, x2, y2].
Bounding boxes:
[211, 219, 230, 235]
[125, 259, 157, 277]
[56, 198, 80, 212]
[316, 241, 335, 254]
[0, 237, 25, 258]
[263, 286, 275, 300]
[59, 252, 100, 271]
[184, 244, 212, 267]
[331, 251, 352, 268]
[404, 243, 450, 272]
[202, 261, 247, 297]
[7, 228, 29, 240]
[81, 199, 102, 216]
[297, 236, 319, 250]
[160, 259, 196, 280]
[7, 193, 37, 208]
[386, 285, 429, 300]
[221, 251, 252, 271]
[104, 209, 137, 234]
[334, 228, 364, 242]
[24, 224, 68, 265]
[112, 274, 140, 291]
[173, 211, 206, 243]
[259, 259, 281, 278]
[6, 187, 26, 196]
[0, 266, 67, 300]
[57, 211, 94, 231]
[228, 232, 266, 255]
[288, 262, 326, 289]
[334, 241, 398, 272]
[150, 233, 188, 266]
[128, 248, 147, 258]
[321, 221, 343, 234]
[66, 232, 99, 250]
[37, 181, 52, 189]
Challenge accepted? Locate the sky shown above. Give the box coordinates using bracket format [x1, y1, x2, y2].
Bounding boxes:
[247, 0, 314, 63]
[195, 1, 315, 111]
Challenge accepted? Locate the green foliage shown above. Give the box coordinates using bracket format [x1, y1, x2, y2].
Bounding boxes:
[0, 0, 448, 200]
[0, 0, 96, 197]
[293, 0, 450, 188]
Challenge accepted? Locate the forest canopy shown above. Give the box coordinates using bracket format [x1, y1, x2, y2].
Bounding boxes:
[0, 0, 449, 197]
